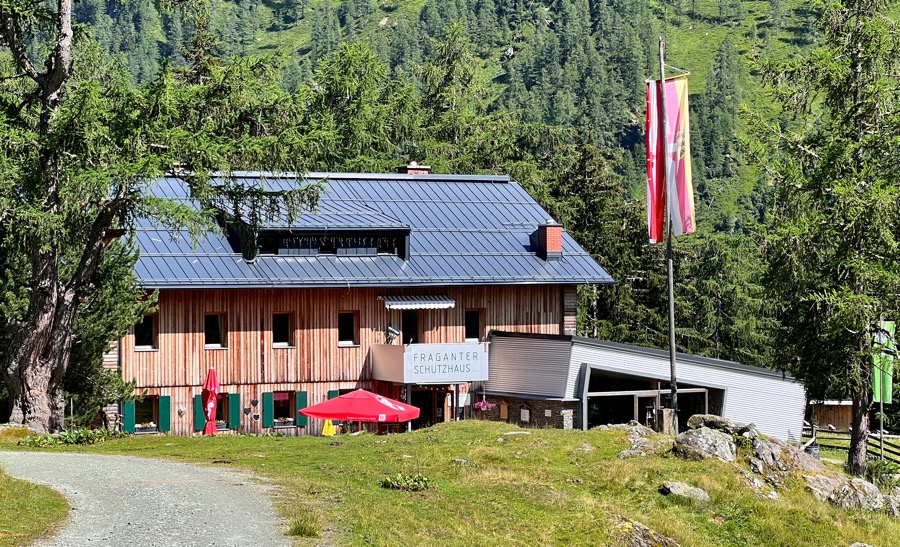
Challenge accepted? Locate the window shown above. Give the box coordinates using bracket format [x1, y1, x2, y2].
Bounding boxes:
[338, 311, 358, 346]
[215, 393, 229, 430]
[465, 310, 483, 342]
[205, 314, 226, 348]
[273, 313, 292, 347]
[134, 314, 157, 349]
[135, 396, 158, 432]
[273, 391, 294, 427]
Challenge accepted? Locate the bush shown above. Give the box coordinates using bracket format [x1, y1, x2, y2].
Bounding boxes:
[18, 428, 129, 447]
[865, 459, 900, 490]
[380, 473, 431, 492]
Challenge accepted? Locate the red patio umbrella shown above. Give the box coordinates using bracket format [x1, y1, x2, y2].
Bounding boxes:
[300, 389, 419, 422]
[202, 368, 219, 435]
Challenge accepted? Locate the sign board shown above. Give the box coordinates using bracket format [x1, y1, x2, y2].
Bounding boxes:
[403, 343, 489, 384]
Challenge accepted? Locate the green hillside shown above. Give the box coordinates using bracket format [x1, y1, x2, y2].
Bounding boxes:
[6, 421, 900, 545]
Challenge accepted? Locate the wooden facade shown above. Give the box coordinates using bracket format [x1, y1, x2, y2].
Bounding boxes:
[122, 285, 572, 436]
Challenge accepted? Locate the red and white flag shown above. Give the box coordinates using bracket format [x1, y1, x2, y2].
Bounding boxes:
[646, 75, 695, 243]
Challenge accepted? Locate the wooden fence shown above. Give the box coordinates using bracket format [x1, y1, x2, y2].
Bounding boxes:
[801, 427, 900, 464]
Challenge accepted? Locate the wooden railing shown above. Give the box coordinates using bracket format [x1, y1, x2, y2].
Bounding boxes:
[801, 427, 900, 464]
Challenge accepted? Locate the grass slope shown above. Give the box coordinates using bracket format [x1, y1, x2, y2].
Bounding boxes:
[0, 429, 69, 547]
[3, 421, 899, 546]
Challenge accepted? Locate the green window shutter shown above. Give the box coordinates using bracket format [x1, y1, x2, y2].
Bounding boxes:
[328, 389, 340, 399]
[262, 392, 274, 428]
[123, 401, 135, 433]
[228, 393, 241, 429]
[194, 394, 205, 432]
[295, 391, 308, 427]
[158, 396, 171, 432]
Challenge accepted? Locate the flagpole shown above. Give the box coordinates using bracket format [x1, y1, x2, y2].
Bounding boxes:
[659, 36, 679, 434]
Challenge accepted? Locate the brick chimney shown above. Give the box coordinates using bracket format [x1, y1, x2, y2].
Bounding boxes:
[537, 219, 563, 261]
[397, 161, 431, 175]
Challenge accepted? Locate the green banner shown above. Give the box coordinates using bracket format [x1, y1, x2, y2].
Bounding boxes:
[873, 321, 895, 404]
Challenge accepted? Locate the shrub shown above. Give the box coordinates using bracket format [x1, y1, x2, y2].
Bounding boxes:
[865, 459, 900, 490]
[380, 473, 431, 492]
[18, 428, 128, 447]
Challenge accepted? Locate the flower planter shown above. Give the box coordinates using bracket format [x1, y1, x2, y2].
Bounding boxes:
[134, 426, 158, 434]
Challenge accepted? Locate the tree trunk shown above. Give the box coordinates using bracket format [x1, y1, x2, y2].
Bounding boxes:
[847, 391, 870, 476]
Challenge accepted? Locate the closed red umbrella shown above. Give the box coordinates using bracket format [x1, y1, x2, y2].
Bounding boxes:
[300, 389, 419, 422]
[202, 368, 219, 435]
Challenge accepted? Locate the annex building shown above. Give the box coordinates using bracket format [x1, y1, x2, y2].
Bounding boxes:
[116, 165, 613, 435]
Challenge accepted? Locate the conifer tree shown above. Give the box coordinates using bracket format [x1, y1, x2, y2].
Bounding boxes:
[748, 0, 900, 474]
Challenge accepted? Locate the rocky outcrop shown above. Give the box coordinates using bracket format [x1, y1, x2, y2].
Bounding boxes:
[884, 494, 900, 518]
[613, 516, 680, 547]
[674, 427, 736, 462]
[803, 473, 847, 502]
[827, 478, 885, 512]
[617, 423, 674, 459]
[660, 481, 710, 502]
[687, 414, 758, 439]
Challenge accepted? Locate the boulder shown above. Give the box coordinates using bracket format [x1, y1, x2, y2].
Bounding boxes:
[617, 424, 672, 459]
[750, 438, 792, 485]
[803, 473, 847, 502]
[769, 437, 825, 472]
[674, 427, 736, 462]
[849, 543, 876, 547]
[660, 481, 710, 502]
[613, 516, 680, 547]
[828, 478, 885, 512]
[686, 414, 758, 439]
[884, 495, 900, 518]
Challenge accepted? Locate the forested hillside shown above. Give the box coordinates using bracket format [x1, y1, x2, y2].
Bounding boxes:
[65, 0, 825, 367]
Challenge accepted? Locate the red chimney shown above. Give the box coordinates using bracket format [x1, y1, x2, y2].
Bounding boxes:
[537, 219, 563, 261]
[397, 161, 431, 175]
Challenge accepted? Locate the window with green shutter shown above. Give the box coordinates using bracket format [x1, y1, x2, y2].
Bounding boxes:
[193, 394, 204, 432]
[228, 393, 241, 430]
[123, 401, 135, 433]
[158, 396, 171, 432]
[328, 389, 340, 399]
[262, 392, 274, 428]
[295, 391, 308, 427]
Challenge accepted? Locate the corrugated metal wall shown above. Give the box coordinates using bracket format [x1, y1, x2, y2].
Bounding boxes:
[571, 344, 806, 442]
[486, 336, 575, 398]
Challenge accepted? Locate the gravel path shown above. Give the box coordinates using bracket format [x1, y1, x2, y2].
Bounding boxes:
[0, 451, 291, 547]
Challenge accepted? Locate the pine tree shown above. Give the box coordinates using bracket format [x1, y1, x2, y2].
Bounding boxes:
[747, 0, 900, 475]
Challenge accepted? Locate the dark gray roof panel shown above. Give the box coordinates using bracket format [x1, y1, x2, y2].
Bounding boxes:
[135, 173, 614, 288]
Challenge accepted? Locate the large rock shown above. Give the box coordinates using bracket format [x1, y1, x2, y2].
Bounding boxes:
[803, 473, 847, 502]
[660, 481, 710, 502]
[687, 414, 758, 439]
[828, 478, 885, 512]
[884, 495, 900, 518]
[613, 516, 680, 547]
[674, 427, 736, 462]
[770, 437, 825, 472]
[617, 424, 674, 459]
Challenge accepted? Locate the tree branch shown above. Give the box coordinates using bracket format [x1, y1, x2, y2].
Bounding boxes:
[0, 9, 41, 84]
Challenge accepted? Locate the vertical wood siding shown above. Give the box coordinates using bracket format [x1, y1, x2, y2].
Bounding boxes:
[122, 285, 565, 435]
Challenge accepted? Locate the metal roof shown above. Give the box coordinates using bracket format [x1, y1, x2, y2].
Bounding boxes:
[135, 172, 614, 288]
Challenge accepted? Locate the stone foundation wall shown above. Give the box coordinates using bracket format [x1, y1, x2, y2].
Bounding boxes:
[478, 395, 581, 429]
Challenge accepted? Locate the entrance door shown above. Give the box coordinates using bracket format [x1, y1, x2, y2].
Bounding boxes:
[402, 310, 419, 344]
[410, 389, 434, 429]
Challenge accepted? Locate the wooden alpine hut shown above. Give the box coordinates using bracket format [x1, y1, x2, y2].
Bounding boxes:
[116, 165, 613, 435]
